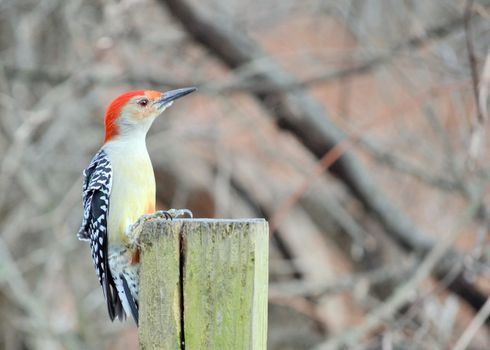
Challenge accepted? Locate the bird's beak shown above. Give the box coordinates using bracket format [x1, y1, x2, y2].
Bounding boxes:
[155, 87, 197, 109]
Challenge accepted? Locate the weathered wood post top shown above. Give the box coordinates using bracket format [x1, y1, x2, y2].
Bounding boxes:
[138, 218, 269, 350]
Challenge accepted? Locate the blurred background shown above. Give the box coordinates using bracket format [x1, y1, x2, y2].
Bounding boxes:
[0, 0, 489, 349]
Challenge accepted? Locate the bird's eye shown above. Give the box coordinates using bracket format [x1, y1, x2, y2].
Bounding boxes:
[138, 98, 149, 107]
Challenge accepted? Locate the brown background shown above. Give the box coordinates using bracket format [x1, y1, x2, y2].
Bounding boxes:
[0, 0, 489, 349]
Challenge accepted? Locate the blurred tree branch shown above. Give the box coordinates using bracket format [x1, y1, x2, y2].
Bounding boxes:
[205, 14, 468, 94]
[157, 0, 489, 319]
[3, 9, 469, 96]
[465, 0, 483, 123]
[315, 191, 483, 349]
[2, 64, 187, 90]
[453, 297, 490, 350]
[358, 139, 462, 192]
[270, 262, 415, 299]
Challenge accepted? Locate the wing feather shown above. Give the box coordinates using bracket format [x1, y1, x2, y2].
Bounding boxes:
[78, 150, 125, 321]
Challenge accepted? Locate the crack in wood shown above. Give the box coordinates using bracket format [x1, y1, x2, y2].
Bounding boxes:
[179, 222, 186, 350]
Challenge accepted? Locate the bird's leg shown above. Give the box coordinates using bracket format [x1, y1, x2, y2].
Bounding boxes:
[128, 209, 193, 247]
[127, 213, 154, 247]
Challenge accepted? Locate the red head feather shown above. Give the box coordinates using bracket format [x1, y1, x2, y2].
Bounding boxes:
[104, 90, 145, 143]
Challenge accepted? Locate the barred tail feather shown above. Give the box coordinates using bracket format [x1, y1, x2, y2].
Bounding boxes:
[120, 274, 139, 326]
[104, 268, 125, 322]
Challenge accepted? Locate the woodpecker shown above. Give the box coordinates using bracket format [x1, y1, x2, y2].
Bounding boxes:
[78, 87, 196, 326]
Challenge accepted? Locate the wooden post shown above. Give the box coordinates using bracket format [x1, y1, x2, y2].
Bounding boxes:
[138, 219, 269, 350]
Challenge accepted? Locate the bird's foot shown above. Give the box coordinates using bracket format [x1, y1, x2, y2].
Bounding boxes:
[159, 208, 193, 219]
[128, 209, 193, 247]
[128, 213, 155, 247]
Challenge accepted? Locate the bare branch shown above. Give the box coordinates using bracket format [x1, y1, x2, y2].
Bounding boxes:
[158, 0, 489, 317]
[314, 195, 482, 350]
[453, 297, 490, 350]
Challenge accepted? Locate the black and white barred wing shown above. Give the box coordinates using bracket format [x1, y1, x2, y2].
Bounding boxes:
[78, 149, 112, 242]
[78, 150, 124, 321]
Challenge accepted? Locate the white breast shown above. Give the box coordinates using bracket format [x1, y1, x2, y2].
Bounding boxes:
[103, 137, 156, 245]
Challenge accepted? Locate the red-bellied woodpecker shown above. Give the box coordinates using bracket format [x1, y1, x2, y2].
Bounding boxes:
[78, 87, 196, 326]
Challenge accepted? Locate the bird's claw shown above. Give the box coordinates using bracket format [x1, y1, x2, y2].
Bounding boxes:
[150, 209, 193, 220]
[128, 209, 193, 246]
[163, 208, 193, 219]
